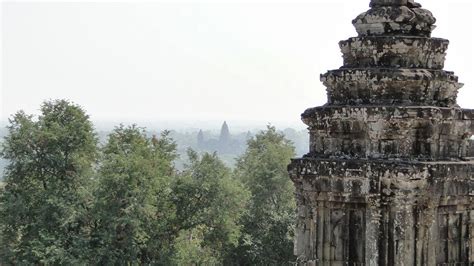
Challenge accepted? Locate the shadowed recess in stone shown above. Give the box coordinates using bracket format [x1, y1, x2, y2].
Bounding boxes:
[288, 0, 473, 265]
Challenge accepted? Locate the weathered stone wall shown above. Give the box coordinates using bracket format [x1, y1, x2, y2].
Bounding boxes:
[289, 0, 474, 265]
[303, 106, 474, 160]
[324, 69, 462, 106]
[340, 37, 449, 69]
[289, 159, 473, 264]
[469, 139, 474, 157]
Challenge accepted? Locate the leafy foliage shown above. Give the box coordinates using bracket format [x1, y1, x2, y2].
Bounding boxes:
[231, 125, 297, 265]
[90, 125, 177, 264]
[171, 150, 250, 264]
[0, 101, 298, 265]
[171, 227, 220, 266]
[0, 100, 97, 264]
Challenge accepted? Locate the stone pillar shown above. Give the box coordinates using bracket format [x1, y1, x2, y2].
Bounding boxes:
[365, 197, 381, 266]
[469, 140, 474, 157]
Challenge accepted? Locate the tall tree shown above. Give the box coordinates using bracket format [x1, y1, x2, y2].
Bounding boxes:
[171, 150, 249, 264]
[231, 125, 296, 265]
[90, 125, 178, 264]
[0, 100, 97, 264]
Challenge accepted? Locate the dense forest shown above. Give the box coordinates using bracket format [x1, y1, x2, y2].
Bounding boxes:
[0, 100, 298, 265]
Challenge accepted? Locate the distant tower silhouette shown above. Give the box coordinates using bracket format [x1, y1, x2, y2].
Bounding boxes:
[219, 121, 231, 144]
[197, 130, 205, 148]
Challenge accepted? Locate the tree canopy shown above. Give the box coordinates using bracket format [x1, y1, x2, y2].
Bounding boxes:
[0, 101, 298, 265]
[231, 125, 297, 265]
[171, 150, 250, 264]
[0, 100, 97, 264]
[90, 125, 178, 264]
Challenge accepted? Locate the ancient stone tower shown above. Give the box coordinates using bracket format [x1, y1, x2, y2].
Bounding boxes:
[288, 0, 474, 265]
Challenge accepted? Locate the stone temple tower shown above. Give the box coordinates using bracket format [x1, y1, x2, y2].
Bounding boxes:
[288, 0, 474, 265]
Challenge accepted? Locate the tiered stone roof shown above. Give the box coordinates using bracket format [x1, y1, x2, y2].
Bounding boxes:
[289, 1, 474, 264]
[302, 0, 473, 161]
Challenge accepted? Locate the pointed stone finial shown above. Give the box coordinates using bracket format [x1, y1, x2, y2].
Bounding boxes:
[354, 0, 435, 37]
[370, 0, 408, 7]
[370, 0, 421, 7]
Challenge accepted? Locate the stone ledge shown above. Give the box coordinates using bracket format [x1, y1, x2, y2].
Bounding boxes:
[302, 105, 474, 123]
[340, 37, 448, 69]
[289, 158, 474, 197]
[322, 68, 461, 107]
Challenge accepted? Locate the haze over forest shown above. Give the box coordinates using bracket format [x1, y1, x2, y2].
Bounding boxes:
[1, 1, 474, 264]
[0, 119, 309, 179]
[1, 1, 472, 173]
[2, 0, 473, 124]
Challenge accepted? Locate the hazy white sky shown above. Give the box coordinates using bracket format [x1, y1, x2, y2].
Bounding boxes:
[1, 0, 473, 129]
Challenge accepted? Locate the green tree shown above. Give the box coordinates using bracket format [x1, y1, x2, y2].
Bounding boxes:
[171, 226, 220, 266]
[171, 150, 249, 264]
[231, 125, 296, 265]
[90, 125, 178, 264]
[0, 100, 98, 264]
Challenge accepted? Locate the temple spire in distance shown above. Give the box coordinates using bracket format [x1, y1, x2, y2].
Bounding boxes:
[219, 121, 231, 144]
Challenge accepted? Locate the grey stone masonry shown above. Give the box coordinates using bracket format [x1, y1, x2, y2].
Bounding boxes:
[469, 140, 474, 157]
[288, 1, 474, 265]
